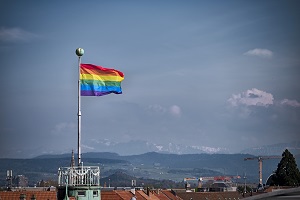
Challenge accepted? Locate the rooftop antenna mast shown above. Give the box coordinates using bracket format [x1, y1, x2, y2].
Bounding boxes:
[57, 48, 101, 200]
[75, 48, 84, 165]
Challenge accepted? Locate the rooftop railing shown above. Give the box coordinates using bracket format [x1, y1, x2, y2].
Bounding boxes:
[58, 165, 100, 187]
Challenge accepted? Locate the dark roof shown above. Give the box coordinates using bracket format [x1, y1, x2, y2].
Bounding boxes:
[176, 191, 243, 200]
[210, 182, 231, 188]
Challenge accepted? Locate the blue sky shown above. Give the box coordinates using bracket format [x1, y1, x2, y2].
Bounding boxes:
[0, 0, 299, 158]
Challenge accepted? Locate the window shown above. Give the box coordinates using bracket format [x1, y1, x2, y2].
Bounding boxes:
[78, 191, 86, 196]
[93, 190, 98, 197]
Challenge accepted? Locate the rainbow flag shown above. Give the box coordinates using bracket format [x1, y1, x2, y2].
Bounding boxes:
[80, 64, 124, 96]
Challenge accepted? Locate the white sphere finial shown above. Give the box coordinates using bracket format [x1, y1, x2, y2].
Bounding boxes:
[76, 48, 84, 56]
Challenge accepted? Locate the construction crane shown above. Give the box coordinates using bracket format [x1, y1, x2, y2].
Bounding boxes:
[244, 156, 281, 188]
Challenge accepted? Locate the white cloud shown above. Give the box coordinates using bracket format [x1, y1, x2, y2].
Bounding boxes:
[147, 104, 167, 114]
[82, 144, 95, 150]
[169, 105, 181, 117]
[244, 48, 273, 58]
[280, 99, 300, 107]
[0, 27, 38, 42]
[228, 88, 274, 107]
[51, 122, 76, 135]
[147, 104, 182, 118]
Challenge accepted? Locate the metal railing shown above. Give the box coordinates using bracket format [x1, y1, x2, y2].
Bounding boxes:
[58, 165, 100, 186]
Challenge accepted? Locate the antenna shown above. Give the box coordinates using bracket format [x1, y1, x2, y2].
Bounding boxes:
[75, 48, 84, 165]
[6, 170, 12, 191]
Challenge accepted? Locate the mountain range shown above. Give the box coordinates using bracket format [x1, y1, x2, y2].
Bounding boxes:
[77, 139, 300, 156]
[1, 140, 299, 188]
[86, 139, 232, 155]
[2, 140, 300, 158]
[3, 150, 300, 187]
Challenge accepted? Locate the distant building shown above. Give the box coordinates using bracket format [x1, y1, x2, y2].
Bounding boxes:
[209, 181, 233, 192]
[12, 175, 28, 188]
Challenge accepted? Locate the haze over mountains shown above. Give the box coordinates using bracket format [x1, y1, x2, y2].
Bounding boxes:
[1, 142, 299, 187]
[2, 140, 300, 159]
[85, 140, 300, 156]
[2, 150, 299, 187]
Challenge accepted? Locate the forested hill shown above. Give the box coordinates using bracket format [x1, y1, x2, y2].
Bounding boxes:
[1, 152, 299, 186]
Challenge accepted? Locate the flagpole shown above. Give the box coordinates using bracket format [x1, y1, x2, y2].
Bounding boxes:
[76, 48, 84, 166]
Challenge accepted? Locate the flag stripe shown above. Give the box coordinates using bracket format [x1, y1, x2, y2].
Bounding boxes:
[81, 80, 121, 86]
[80, 74, 124, 82]
[81, 90, 118, 96]
[80, 64, 124, 77]
[81, 85, 122, 93]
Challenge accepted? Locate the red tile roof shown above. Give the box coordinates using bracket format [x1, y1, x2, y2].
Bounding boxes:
[153, 190, 175, 200]
[158, 190, 183, 200]
[100, 189, 181, 200]
[0, 191, 57, 200]
[101, 190, 123, 200]
[0, 189, 243, 200]
[115, 190, 135, 199]
[176, 191, 243, 200]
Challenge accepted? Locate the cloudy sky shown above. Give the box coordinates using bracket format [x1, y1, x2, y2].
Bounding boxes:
[0, 0, 299, 158]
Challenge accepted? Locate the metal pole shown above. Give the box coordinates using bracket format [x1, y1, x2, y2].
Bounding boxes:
[259, 159, 263, 186]
[78, 56, 82, 166]
[244, 173, 247, 194]
[76, 48, 84, 166]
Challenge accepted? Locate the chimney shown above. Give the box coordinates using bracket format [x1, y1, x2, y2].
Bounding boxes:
[131, 188, 135, 195]
[19, 193, 26, 200]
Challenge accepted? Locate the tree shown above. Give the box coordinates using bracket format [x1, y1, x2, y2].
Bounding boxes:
[237, 185, 252, 194]
[273, 149, 300, 186]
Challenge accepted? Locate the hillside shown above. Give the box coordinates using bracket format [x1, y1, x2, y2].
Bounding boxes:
[1, 152, 298, 187]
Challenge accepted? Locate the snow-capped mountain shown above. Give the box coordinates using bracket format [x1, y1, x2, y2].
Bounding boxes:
[84, 139, 300, 156]
[4, 138, 299, 159]
[240, 141, 300, 156]
[84, 139, 231, 155]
